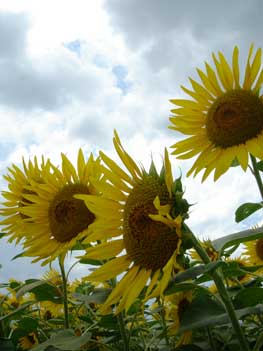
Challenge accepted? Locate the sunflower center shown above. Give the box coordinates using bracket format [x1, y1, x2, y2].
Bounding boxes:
[256, 238, 263, 260]
[206, 90, 263, 147]
[123, 175, 180, 271]
[48, 184, 94, 243]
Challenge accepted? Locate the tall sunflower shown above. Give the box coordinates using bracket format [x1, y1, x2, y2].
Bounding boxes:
[169, 45, 263, 181]
[0, 157, 50, 244]
[1, 150, 101, 265]
[77, 131, 189, 314]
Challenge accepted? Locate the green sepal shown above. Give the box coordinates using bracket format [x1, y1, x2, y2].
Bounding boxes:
[256, 160, 263, 172]
[231, 157, 239, 167]
[149, 159, 158, 177]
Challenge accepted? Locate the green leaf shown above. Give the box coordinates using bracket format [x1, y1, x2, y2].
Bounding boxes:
[0, 339, 15, 351]
[179, 291, 225, 333]
[169, 265, 207, 284]
[32, 329, 91, 351]
[17, 279, 62, 303]
[165, 282, 204, 296]
[73, 288, 111, 305]
[179, 302, 263, 332]
[18, 317, 38, 332]
[235, 202, 263, 222]
[79, 258, 102, 266]
[0, 302, 34, 321]
[233, 287, 263, 309]
[212, 227, 263, 252]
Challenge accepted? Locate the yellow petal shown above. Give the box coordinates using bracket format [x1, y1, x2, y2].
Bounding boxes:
[124, 268, 151, 312]
[232, 46, 240, 89]
[103, 265, 139, 308]
[81, 240, 124, 260]
[87, 255, 130, 281]
[236, 145, 248, 171]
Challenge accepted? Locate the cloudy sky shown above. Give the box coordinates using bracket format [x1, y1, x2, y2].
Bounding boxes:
[0, 0, 262, 283]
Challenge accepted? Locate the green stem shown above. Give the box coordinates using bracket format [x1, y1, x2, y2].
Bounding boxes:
[117, 312, 130, 351]
[59, 256, 70, 329]
[189, 232, 249, 351]
[207, 327, 216, 351]
[110, 278, 129, 351]
[159, 299, 169, 346]
[250, 154, 263, 201]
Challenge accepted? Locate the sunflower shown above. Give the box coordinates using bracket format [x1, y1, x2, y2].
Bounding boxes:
[225, 257, 252, 287]
[18, 333, 38, 350]
[0, 157, 50, 243]
[190, 239, 219, 262]
[169, 44, 263, 181]
[4, 150, 101, 265]
[243, 238, 263, 272]
[164, 291, 192, 346]
[76, 131, 189, 314]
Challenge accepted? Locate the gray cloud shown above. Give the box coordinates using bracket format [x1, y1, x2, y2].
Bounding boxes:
[0, 12, 29, 59]
[0, 12, 120, 111]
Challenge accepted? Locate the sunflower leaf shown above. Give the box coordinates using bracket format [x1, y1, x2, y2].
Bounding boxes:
[31, 330, 91, 351]
[212, 227, 263, 252]
[0, 338, 15, 351]
[235, 202, 263, 222]
[233, 287, 263, 309]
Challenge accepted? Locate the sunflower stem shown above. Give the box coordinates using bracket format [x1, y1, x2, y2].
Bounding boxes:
[58, 256, 70, 329]
[189, 231, 249, 351]
[250, 154, 263, 201]
[110, 278, 130, 351]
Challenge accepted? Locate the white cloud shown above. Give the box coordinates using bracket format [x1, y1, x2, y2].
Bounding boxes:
[0, 0, 263, 282]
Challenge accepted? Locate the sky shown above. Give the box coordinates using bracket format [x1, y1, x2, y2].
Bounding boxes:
[0, 0, 263, 283]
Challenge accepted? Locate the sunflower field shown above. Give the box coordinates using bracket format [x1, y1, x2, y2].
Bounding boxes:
[1, 45, 263, 351]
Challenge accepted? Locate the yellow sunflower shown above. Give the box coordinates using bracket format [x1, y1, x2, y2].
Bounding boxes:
[164, 291, 193, 346]
[76, 131, 189, 314]
[4, 150, 101, 265]
[18, 333, 38, 350]
[0, 157, 50, 243]
[169, 44, 263, 181]
[226, 257, 252, 287]
[190, 239, 219, 262]
[243, 238, 263, 272]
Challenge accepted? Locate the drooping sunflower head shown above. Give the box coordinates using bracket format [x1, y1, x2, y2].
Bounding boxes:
[169, 44, 263, 181]
[0, 157, 51, 243]
[9, 149, 101, 265]
[78, 131, 190, 313]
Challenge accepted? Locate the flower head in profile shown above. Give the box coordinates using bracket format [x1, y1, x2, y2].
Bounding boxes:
[1, 150, 101, 265]
[164, 291, 192, 346]
[18, 333, 38, 350]
[226, 256, 252, 287]
[169, 45, 263, 181]
[190, 239, 219, 262]
[0, 157, 50, 243]
[243, 238, 263, 272]
[77, 131, 190, 314]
